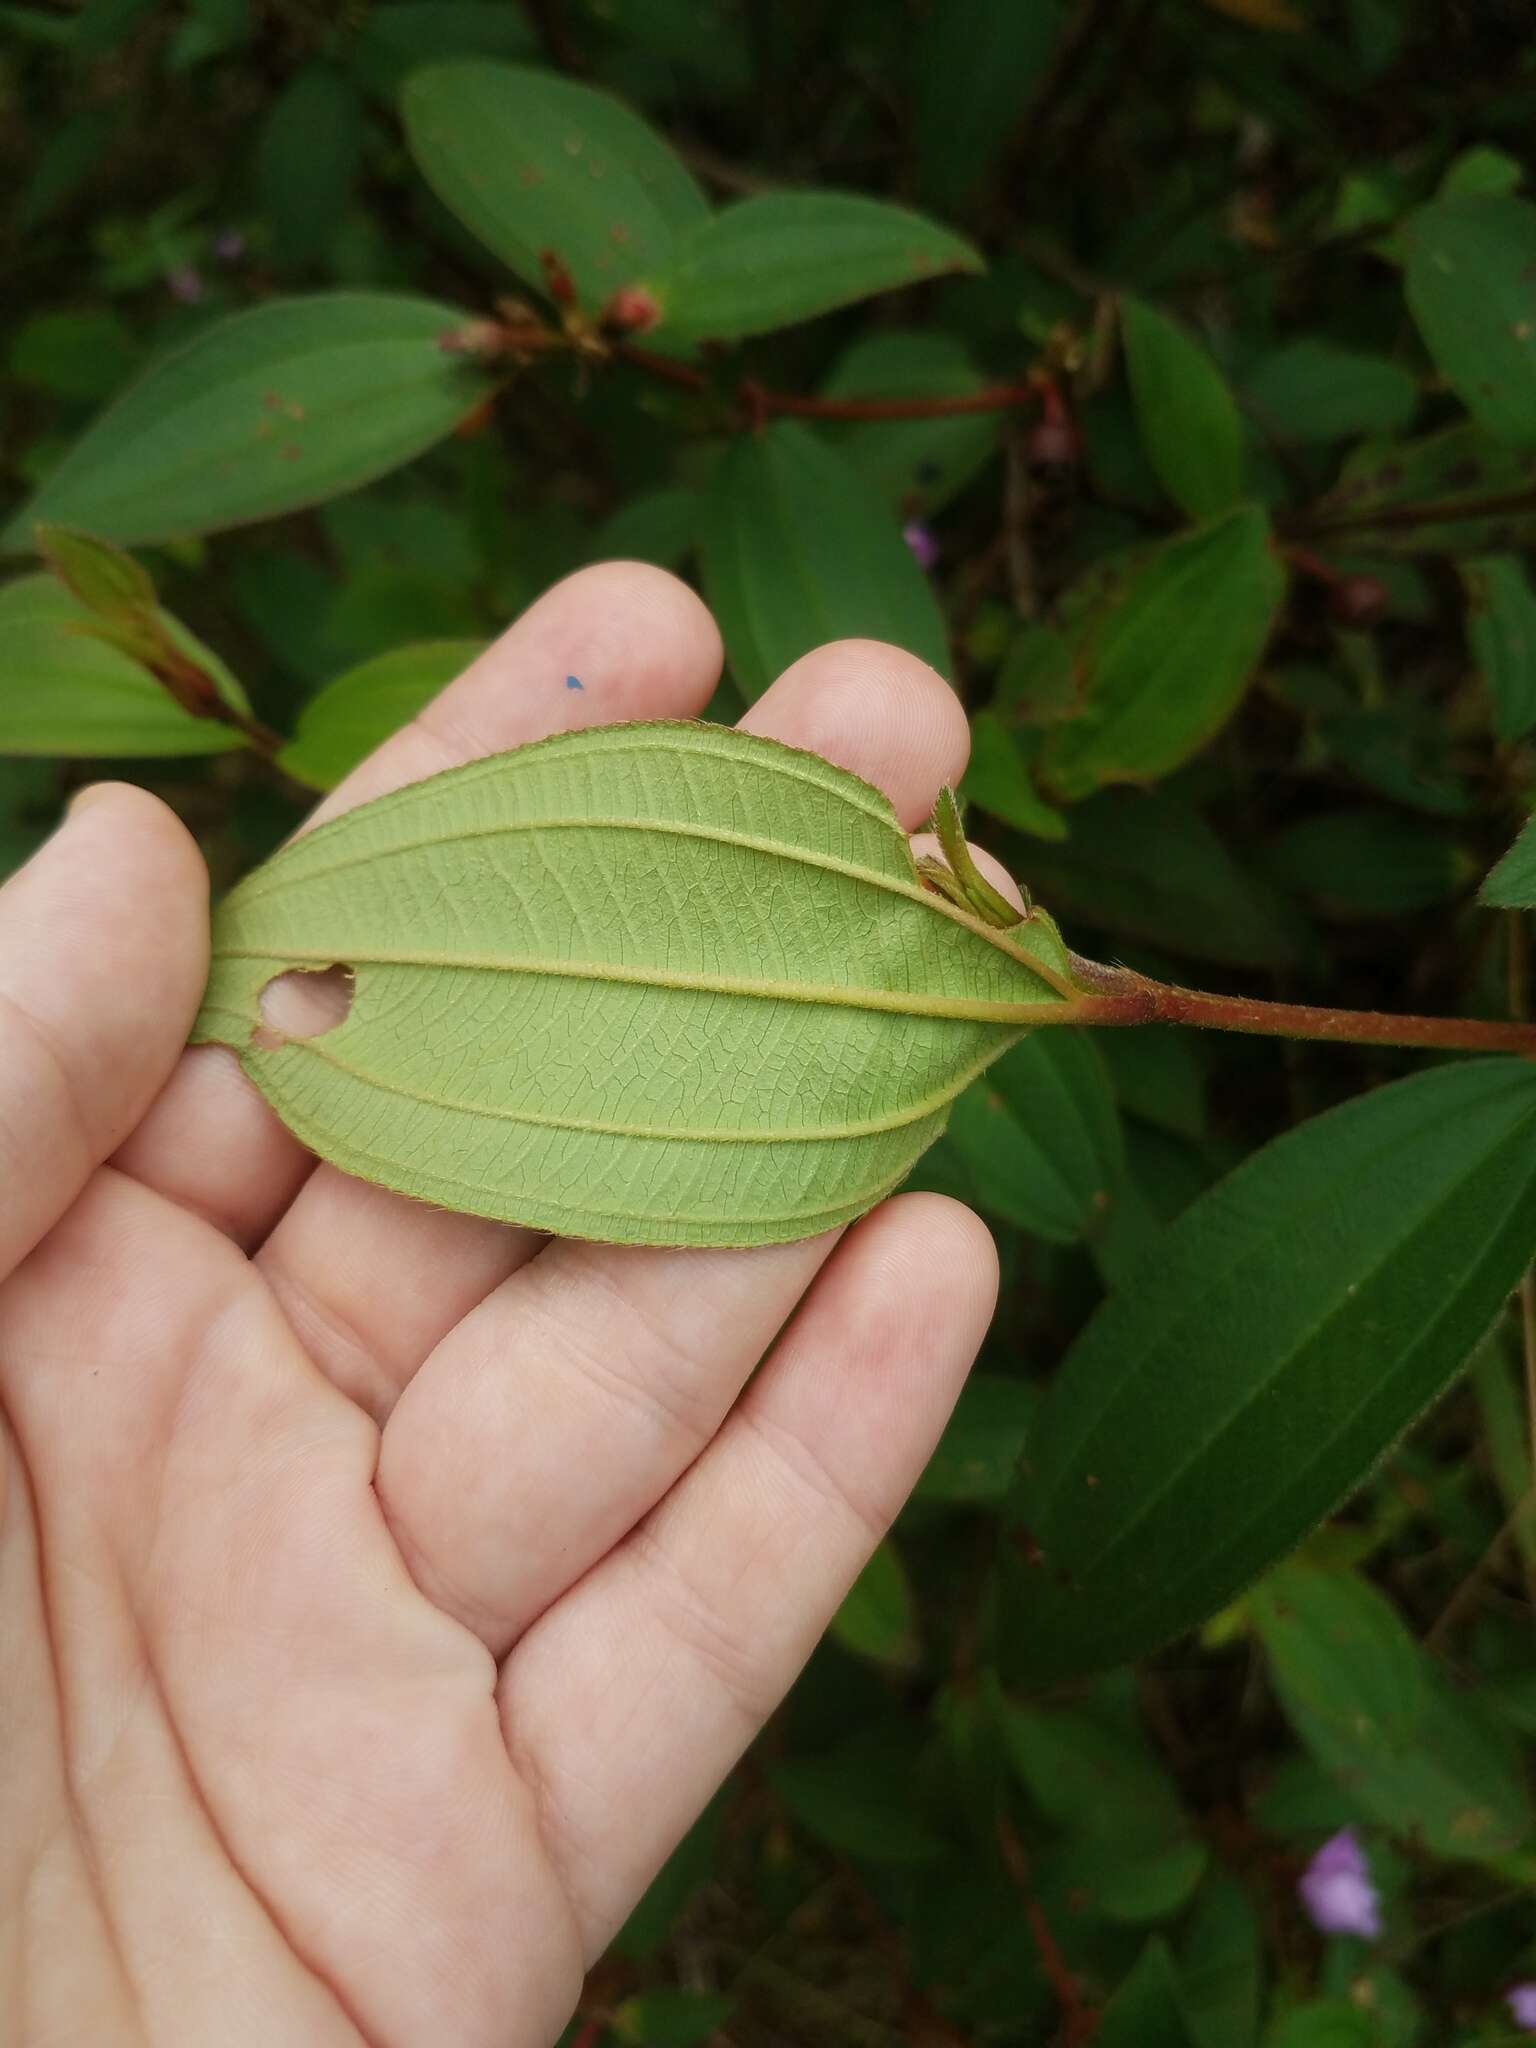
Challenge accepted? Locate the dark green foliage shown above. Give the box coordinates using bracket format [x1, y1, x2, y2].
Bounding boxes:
[5, 3, 1536, 2039]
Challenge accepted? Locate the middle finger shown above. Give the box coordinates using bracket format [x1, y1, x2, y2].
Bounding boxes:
[372, 638, 970, 1654]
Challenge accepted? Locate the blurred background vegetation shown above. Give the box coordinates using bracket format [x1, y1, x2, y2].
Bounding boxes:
[5, 2, 1536, 2042]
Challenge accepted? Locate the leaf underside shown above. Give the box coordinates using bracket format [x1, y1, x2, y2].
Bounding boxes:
[194, 722, 1070, 1246]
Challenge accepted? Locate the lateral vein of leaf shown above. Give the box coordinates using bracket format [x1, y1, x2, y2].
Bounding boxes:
[1038, 1098, 1536, 1584]
[254, 1078, 921, 1231]
[216, 943, 1066, 1025]
[266, 1030, 1014, 1143]
[223, 814, 1071, 993]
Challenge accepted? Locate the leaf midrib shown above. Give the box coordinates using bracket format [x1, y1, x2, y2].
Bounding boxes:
[218, 944, 1062, 1026]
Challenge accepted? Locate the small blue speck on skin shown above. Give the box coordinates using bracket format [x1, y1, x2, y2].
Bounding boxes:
[565, 674, 584, 691]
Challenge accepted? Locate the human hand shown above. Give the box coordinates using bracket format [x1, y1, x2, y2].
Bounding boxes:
[0, 566, 1000, 2048]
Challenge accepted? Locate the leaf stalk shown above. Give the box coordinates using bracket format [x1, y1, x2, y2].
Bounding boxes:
[1062, 957, 1536, 1059]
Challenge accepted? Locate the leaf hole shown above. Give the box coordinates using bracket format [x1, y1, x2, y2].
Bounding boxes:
[254, 964, 354, 1047]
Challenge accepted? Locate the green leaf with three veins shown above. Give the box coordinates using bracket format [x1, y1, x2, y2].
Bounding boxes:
[193, 722, 1078, 1247]
[279, 639, 484, 791]
[2, 296, 495, 551]
[0, 575, 247, 757]
[400, 60, 707, 312]
[1000, 1058, 1536, 1687]
[643, 192, 983, 345]
[698, 420, 951, 700]
[1040, 505, 1285, 799]
[1120, 296, 1245, 520]
[1401, 195, 1536, 447]
[1252, 1563, 1533, 1862]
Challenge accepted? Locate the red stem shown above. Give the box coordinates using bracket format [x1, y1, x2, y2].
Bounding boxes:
[610, 341, 1042, 421]
[998, 1820, 1098, 2045]
[1066, 959, 1536, 1058]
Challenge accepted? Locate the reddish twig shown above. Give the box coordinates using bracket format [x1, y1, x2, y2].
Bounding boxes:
[569, 2022, 604, 2048]
[998, 1820, 1098, 2045]
[734, 376, 1044, 422]
[611, 342, 1044, 422]
[1291, 483, 1536, 538]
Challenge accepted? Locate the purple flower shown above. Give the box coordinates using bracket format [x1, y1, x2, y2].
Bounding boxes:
[1298, 1829, 1381, 1940]
[903, 519, 940, 573]
[166, 264, 204, 304]
[1508, 1984, 1536, 2032]
[212, 228, 245, 263]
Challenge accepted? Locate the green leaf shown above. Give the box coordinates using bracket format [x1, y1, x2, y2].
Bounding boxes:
[8, 307, 142, 404]
[4, 296, 494, 551]
[1099, 1027, 1206, 1143]
[1317, 422, 1536, 556]
[1264, 2003, 1375, 2048]
[698, 421, 950, 701]
[830, 1539, 919, 1671]
[1097, 1940, 1200, 2048]
[915, 1374, 1036, 1504]
[1240, 341, 1418, 445]
[193, 721, 1078, 1247]
[944, 1031, 1122, 1243]
[400, 60, 707, 311]
[1005, 787, 1306, 971]
[821, 330, 1000, 516]
[913, 0, 1063, 207]
[1260, 808, 1468, 918]
[964, 712, 1067, 840]
[1480, 817, 1536, 907]
[649, 192, 982, 345]
[256, 63, 365, 267]
[0, 575, 245, 758]
[1000, 1696, 1207, 1923]
[586, 487, 700, 571]
[1178, 1875, 1262, 2048]
[35, 523, 156, 616]
[1252, 1564, 1533, 1861]
[1121, 297, 1245, 519]
[1461, 555, 1536, 740]
[612, 1990, 734, 2047]
[770, 1729, 948, 1865]
[1402, 196, 1536, 446]
[1040, 507, 1285, 798]
[279, 639, 482, 791]
[1001, 1059, 1536, 1686]
[1439, 143, 1525, 203]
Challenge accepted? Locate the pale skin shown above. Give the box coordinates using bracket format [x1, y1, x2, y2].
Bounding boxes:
[0, 564, 1010, 2048]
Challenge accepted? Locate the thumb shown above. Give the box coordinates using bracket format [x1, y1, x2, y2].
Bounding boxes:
[0, 784, 208, 1283]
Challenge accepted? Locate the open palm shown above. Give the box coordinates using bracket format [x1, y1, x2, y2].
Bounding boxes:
[1, 565, 999, 2048]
